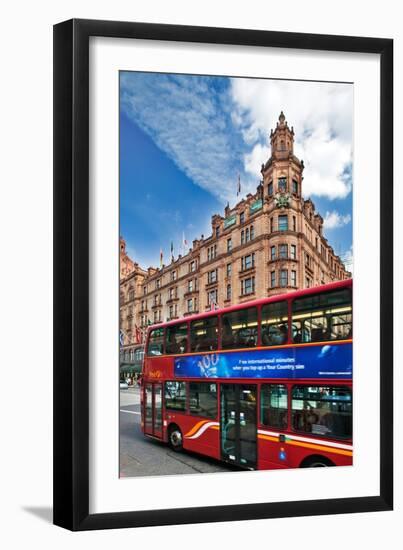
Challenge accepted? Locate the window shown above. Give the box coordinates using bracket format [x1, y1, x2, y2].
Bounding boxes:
[270, 246, 276, 260]
[207, 245, 217, 261]
[270, 271, 276, 288]
[278, 177, 287, 192]
[241, 253, 255, 270]
[168, 287, 176, 300]
[280, 269, 288, 287]
[189, 382, 217, 418]
[291, 386, 352, 439]
[190, 316, 218, 352]
[270, 217, 274, 232]
[165, 381, 187, 411]
[279, 244, 288, 259]
[240, 211, 245, 224]
[268, 181, 273, 196]
[291, 270, 297, 287]
[187, 298, 193, 312]
[293, 216, 296, 232]
[207, 289, 218, 306]
[188, 279, 193, 292]
[226, 284, 232, 301]
[261, 300, 288, 346]
[128, 289, 135, 301]
[291, 288, 352, 343]
[166, 323, 188, 354]
[222, 307, 258, 349]
[241, 276, 255, 296]
[250, 225, 255, 240]
[189, 260, 196, 272]
[147, 327, 164, 356]
[245, 228, 250, 242]
[143, 286, 147, 295]
[279, 215, 288, 231]
[156, 279, 161, 289]
[168, 305, 174, 319]
[292, 179, 298, 194]
[261, 384, 288, 428]
[291, 244, 296, 260]
[241, 230, 245, 245]
[207, 269, 217, 284]
[227, 238, 232, 252]
[226, 263, 232, 277]
[215, 226, 220, 238]
[305, 277, 312, 289]
[171, 271, 177, 281]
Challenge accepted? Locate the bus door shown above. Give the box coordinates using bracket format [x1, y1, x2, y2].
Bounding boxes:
[144, 383, 163, 439]
[220, 384, 257, 469]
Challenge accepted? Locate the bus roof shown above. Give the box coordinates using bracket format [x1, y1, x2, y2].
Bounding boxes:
[147, 278, 352, 331]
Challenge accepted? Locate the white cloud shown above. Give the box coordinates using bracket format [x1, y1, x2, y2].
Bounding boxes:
[323, 210, 352, 229]
[121, 73, 353, 207]
[230, 78, 353, 200]
[340, 245, 353, 274]
[121, 74, 240, 204]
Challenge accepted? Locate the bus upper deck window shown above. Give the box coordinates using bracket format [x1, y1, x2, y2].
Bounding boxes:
[221, 307, 258, 349]
[190, 317, 218, 352]
[292, 288, 352, 343]
[147, 327, 164, 356]
[261, 301, 289, 346]
[166, 323, 188, 355]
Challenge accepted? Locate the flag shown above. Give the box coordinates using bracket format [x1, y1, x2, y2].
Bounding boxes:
[237, 173, 241, 196]
[182, 231, 188, 255]
[134, 325, 141, 344]
[159, 248, 163, 268]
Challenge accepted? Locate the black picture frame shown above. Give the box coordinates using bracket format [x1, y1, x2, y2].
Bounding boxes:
[53, 18, 393, 531]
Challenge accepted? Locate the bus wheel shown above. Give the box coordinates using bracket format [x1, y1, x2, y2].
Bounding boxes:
[168, 425, 183, 452]
[300, 455, 334, 468]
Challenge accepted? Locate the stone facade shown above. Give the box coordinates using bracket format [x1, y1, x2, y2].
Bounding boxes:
[120, 112, 350, 346]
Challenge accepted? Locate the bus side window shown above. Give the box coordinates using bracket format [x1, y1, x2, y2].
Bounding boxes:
[147, 327, 164, 356]
[291, 289, 352, 343]
[291, 385, 352, 439]
[261, 384, 288, 428]
[261, 301, 288, 346]
[166, 323, 188, 355]
[222, 307, 258, 349]
[190, 316, 218, 352]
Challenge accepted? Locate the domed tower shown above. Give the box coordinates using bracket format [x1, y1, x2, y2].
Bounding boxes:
[261, 111, 304, 200]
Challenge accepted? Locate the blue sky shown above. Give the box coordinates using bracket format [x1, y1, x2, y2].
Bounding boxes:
[120, 72, 353, 271]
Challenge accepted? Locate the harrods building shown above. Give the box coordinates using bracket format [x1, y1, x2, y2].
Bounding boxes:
[120, 112, 350, 352]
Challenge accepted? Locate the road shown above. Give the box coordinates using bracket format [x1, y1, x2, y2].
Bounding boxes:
[120, 387, 235, 477]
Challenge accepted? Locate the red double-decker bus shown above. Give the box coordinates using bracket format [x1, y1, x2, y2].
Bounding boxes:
[141, 279, 352, 470]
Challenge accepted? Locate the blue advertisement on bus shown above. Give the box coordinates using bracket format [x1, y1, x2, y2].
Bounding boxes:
[174, 343, 352, 379]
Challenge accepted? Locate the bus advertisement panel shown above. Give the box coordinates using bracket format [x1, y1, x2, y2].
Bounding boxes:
[174, 342, 352, 380]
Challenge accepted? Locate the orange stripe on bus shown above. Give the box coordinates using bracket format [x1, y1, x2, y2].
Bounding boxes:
[258, 434, 279, 443]
[284, 439, 353, 457]
[184, 420, 208, 438]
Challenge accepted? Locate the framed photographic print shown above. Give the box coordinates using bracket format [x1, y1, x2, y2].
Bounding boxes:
[53, 19, 393, 530]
